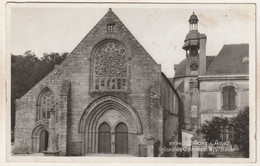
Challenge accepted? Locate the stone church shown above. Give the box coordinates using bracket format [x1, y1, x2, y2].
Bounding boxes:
[13, 8, 182, 156]
[173, 13, 249, 148]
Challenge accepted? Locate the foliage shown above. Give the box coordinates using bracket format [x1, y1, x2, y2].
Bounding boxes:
[198, 106, 249, 157]
[199, 117, 230, 143]
[233, 106, 249, 157]
[11, 51, 68, 135]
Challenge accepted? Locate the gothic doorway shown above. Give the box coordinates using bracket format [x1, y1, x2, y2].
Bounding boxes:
[115, 122, 128, 154]
[39, 130, 49, 152]
[79, 96, 143, 155]
[98, 122, 111, 153]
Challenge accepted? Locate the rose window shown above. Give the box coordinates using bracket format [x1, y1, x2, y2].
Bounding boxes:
[93, 41, 128, 91]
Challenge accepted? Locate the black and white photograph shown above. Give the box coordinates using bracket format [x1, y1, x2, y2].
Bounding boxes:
[2, 1, 258, 164]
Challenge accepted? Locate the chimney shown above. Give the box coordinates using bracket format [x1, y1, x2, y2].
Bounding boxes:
[199, 34, 206, 75]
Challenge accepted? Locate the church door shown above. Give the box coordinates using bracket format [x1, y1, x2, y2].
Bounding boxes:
[39, 130, 49, 152]
[98, 122, 111, 153]
[115, 123, 128, 154]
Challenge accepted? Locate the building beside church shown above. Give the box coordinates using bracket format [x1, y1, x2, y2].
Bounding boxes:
[173, 13, 249, 148]
[13, 8, 182, 157]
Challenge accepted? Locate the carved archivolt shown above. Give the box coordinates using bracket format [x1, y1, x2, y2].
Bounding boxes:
[78, 96, 142, 154]
[31, 123, 49, 153]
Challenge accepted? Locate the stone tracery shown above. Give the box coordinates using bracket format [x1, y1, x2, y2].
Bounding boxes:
[93, 41, 128, 91]
[37, 88, 58, 120]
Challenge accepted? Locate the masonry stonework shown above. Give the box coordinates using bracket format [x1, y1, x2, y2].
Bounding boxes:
[13, 9, 182, 157]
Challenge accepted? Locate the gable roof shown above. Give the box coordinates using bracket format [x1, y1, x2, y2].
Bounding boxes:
[176, 80, 184, 92]
[206, 56, 215, 70]
[19, 8, 161, 100]
[174, 44, 249, 78]
[61, 8, 158, 67]
[205, 44, 249, 75]
[174, 59, 188, 78]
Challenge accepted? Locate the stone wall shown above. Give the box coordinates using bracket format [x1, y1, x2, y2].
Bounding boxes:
[160, 74, 181, 144]
[199, 78, 249, 125]
[173, 76, 200, 132]
[13, 9, 180, 157]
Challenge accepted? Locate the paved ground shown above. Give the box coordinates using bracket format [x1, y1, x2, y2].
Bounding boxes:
[12, 153, 133, 157]
[12, 153, 45, 156]
[11, 144, 134, 157]
[84, 154, 134, 157]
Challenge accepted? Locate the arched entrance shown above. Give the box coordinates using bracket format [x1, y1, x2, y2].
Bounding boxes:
[31, 124, 49, 153]
[98, 122, 111, 153]
[78, 96, 143, 155]
[39, 130, 49, 152]
[115, 122, 128, 154]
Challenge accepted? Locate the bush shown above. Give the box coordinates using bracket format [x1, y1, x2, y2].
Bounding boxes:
[198, 106, 249, 157]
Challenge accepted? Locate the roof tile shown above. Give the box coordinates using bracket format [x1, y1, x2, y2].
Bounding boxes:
[205, 44, 249, 75]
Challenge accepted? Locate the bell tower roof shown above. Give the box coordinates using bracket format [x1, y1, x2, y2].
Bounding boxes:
[182, 12, 200, 50]
[189, 12, 199, 24]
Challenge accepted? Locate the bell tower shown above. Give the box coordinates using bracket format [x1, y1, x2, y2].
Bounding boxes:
[186, 12, 199, 58]
[182, 12, 206, 76]
[176, 12, 207, 132]
[189, 12, 198, 31]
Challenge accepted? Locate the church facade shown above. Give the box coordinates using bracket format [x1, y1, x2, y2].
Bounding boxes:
[12, 9, 249, 158]
[13, 9, 182, 157]
[173, 13, 249, 149]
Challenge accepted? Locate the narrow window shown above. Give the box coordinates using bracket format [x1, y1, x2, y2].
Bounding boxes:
[117, 78, 121, 89]
[190, 79, 194, 89]
[111, 78, 116, 89]
[223, 86, 236, 110]
[95, 78, 100, 90]
[106, 78, 111, 89]
[107, 23, 115, 33]
[122, 78, 127, 89]
[194, 78, 198, 88]
[101, 78, 105, 87]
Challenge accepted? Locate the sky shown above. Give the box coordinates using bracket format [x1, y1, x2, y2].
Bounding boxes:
[8, 3, 255, 77]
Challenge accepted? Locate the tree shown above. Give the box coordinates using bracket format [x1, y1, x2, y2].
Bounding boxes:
[11, 51, 40, 137]
[199, 116, 230, 143]
[11, 51, 68, 141]
[198, 106, 249, 157]
[233, 106, 249, 157]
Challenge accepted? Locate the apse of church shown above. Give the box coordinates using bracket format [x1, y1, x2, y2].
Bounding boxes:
[13, 8, 182, 157]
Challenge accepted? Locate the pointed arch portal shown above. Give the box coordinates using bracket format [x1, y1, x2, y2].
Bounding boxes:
[78, 96, 142, 155]
[31, 124, 49, 153]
